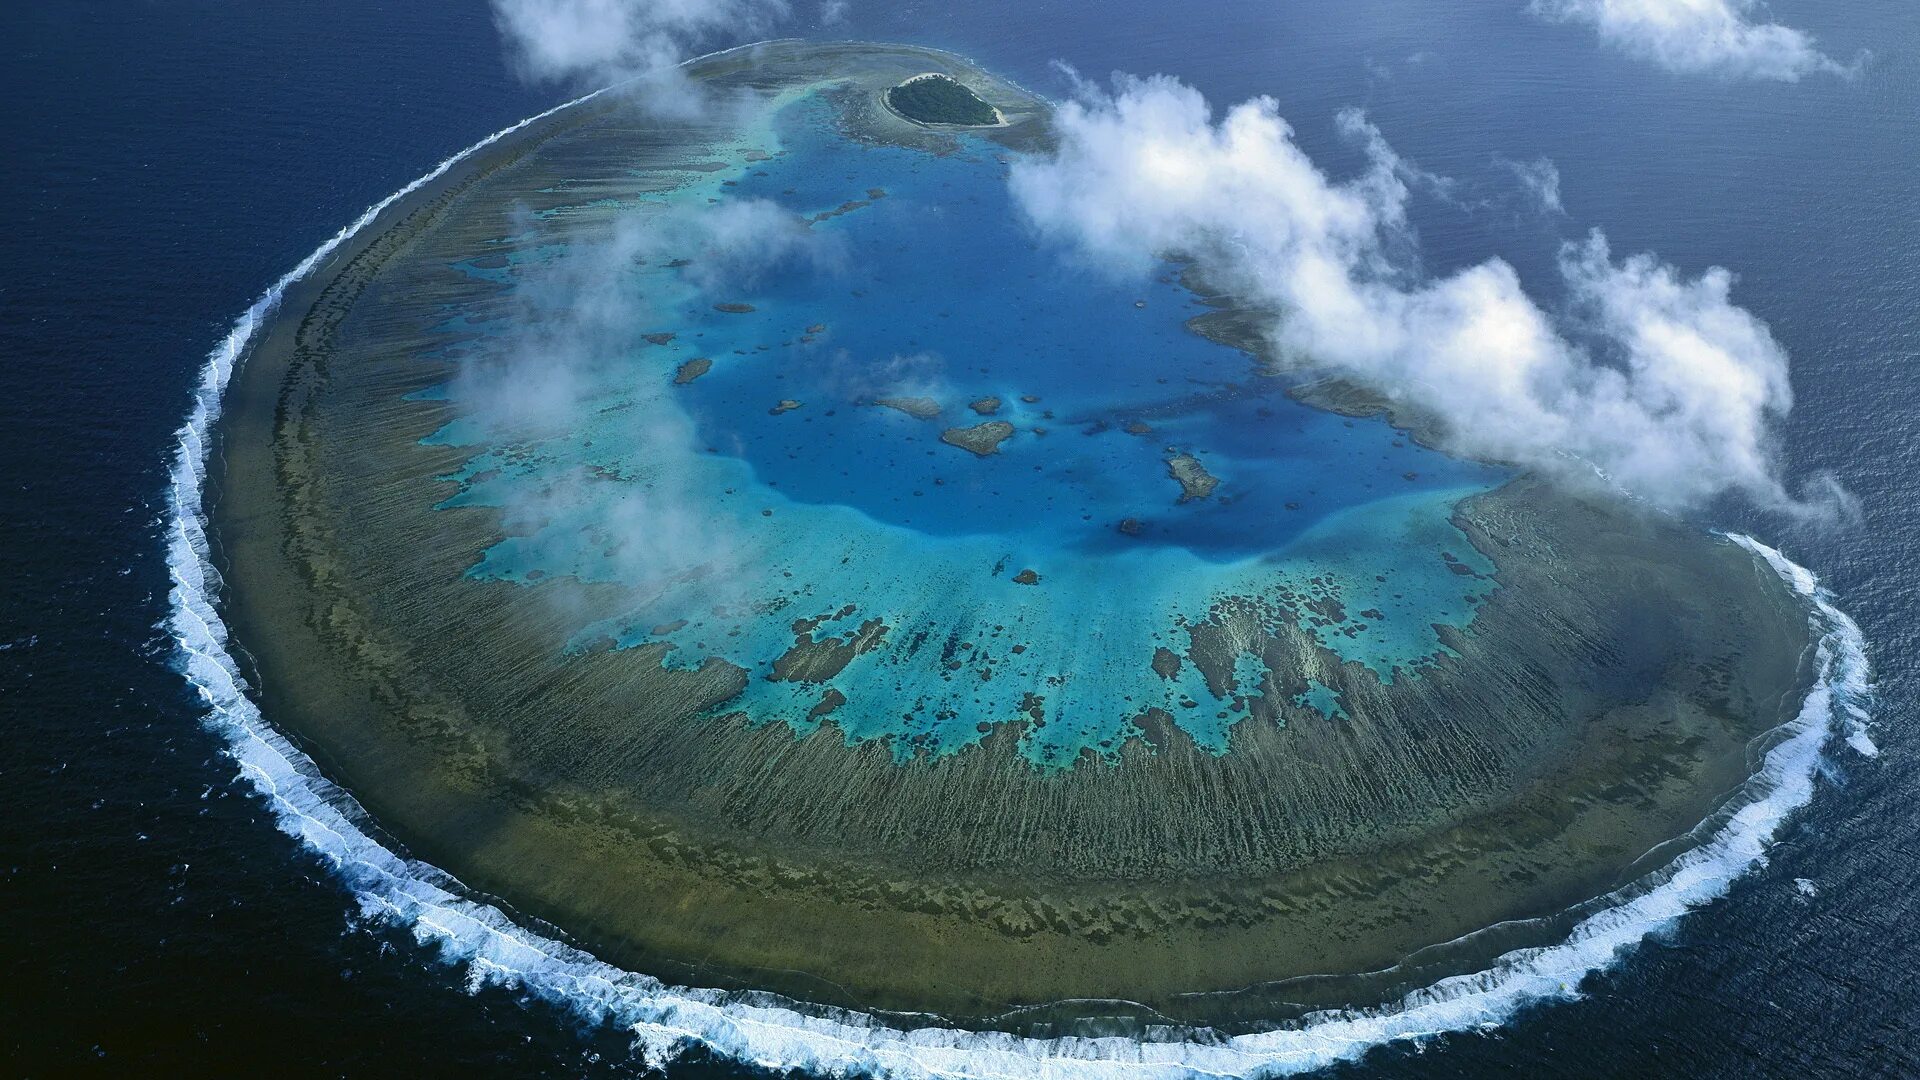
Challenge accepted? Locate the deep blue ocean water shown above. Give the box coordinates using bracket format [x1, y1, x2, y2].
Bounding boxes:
[5, 0, 1918, 1074]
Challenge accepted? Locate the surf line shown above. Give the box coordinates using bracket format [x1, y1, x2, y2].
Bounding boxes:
[163, 62, 1875, 1080]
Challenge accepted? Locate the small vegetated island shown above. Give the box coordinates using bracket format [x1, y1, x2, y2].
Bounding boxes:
[214, 41, 1821, 1036]
[886, 72, 1000, 125]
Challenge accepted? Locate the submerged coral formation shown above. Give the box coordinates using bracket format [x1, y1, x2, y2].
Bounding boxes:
[213, 40, 1814, 1029]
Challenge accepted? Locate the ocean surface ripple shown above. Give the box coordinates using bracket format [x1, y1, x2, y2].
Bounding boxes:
[163, 84, 1876, 1079]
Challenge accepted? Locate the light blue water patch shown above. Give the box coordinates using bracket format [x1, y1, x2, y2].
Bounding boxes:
[1298, 679, 1346, 721]
[448, 242, 570, 285]
[418, 87, 1505, 768]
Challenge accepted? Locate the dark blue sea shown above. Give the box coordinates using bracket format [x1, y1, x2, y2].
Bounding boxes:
[4, 0, 1917, 1074]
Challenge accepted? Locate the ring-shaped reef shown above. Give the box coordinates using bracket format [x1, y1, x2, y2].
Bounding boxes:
[215, 41, 1817, 1031]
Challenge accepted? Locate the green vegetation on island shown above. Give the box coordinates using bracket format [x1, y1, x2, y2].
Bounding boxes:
[886, 73, 999, 126]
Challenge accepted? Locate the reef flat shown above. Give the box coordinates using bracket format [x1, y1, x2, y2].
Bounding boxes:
[214, 40, 1817, 1030]
[941, 419, 1015, 455]
[1166, 452, 1218, 502]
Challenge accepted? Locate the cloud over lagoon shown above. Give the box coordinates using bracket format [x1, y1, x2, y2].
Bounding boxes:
[1010, 74, 1840, 516]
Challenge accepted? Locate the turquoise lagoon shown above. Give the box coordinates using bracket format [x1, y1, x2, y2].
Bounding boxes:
[422, 92, 1504, 768]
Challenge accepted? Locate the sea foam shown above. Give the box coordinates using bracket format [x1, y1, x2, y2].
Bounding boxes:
[163, 67, 1874, 1079]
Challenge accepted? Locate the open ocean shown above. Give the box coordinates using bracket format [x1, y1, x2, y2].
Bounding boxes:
[4, 0, 1917, 1075]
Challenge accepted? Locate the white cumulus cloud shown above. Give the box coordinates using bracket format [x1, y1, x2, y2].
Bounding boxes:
[1010, 75, 1835, 515]
[1528, 0, 1848, 81]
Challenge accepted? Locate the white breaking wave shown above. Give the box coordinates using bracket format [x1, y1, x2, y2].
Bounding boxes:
[163, 77, 1874, 1079]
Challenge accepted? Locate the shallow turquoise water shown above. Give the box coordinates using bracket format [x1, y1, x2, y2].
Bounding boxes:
[423, 91, 1503, 767]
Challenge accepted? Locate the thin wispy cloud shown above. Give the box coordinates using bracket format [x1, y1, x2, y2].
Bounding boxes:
[491, 0, 794, 112]
[1502, 156, 1564, 215]
[1528, 0, 1851, 81]
[1010, 74, 1846, 518]
[441, 200, 839, 594]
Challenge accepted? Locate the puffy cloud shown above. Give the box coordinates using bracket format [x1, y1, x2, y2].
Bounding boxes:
[490, 0, 791, 109]
[1010, 75, 1831, 515]
[1528, 0, 1849, 81]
